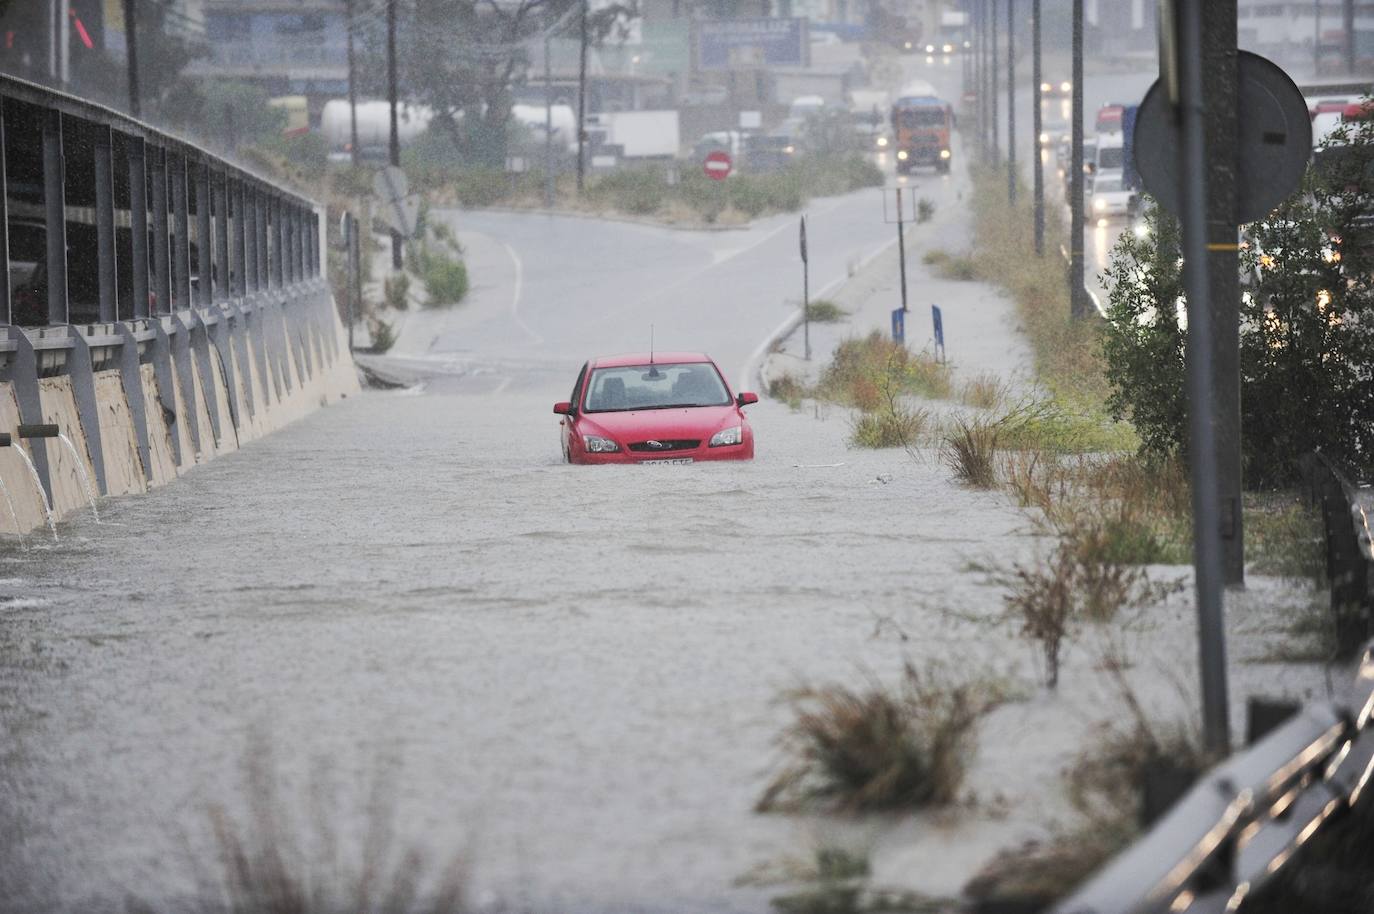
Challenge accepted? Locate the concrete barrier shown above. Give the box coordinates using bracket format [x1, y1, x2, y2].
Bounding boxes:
[0, 293, 359, 537]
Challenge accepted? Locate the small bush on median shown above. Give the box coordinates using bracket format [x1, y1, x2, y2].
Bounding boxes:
[818, 332, 951, 409]
[769, 372, 809, 409]
[850, 404, 930, 450]
[806, 299, 848, 323]
[757, 661, 1007, 814]
[383, 273, 411, 311]
[942, 416, 1001, 488]
[960, 373, 1009, 410]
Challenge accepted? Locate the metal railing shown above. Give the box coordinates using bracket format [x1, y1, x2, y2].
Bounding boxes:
[0, 73, 342, 506]
[1054, 455, 1374, 914]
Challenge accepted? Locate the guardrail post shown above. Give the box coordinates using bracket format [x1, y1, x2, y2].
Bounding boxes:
[4, 328, 54, 501]
[195, 160, 212, 309]
[253, 187, 283, 401]
[190, 308, 224, 446]
[149, 315, 183, 466]
[151, 146, 170, 316]
[228, 178, 255, 421]
[94, 127, 118, 323]
[171, 154, 191, 312]
[128, 137, 149, 320]
[116, 321, 153, 482]
[247, 186, 276, 406]
[208, 170, 240, 432]
[0, 102, 11, 326]
[213, 170, 229, 304]
[42, 109, 68, 325]
[67, 330, 109, 494]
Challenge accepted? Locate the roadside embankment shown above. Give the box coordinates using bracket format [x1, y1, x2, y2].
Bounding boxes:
[0, 290, 358, 538]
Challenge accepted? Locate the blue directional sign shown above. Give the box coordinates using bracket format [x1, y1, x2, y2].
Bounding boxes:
[697, 18, 808, 70]
[891, 308, 905, 344]
[931, 304, 945, 361]
[1122, 104, 1139, 190]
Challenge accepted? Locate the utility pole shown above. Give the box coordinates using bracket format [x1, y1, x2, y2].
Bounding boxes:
[544, 9, 555, 208]
[1173, 0, 1235, 756]
[1007, 0, 1016, 205]
[1313, 0, 1320, 77]
[991, 0, 1000, 164]
[346, 0, 360, 167]
[1032, 0, 1043, 254]
[978, 0, 988, 162]
[123, 0, 141, 117]
[1069, 0, 1087, 318]
[1343, 0, 1355, 75]
[576, 0, 589, 193]
[386, 0, 402, 270]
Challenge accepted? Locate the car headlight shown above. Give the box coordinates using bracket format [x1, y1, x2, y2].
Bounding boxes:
[1133, 223, 1150, 239]
[939, 149, 951, 159]
[1093, 197, 1106, 211]
[925, 44, 935, 53]
[583, 435, 620, 453]
[876, 136, 888, 148]
[897, 149, 908, 160]
[710, 426, 743, 447]
[1040, 82, 1052, 93]
[904, 41, 912, 50]
[1039, 131, 1049, 144]
[942, 44, 953, 54]
[1061, 81, 1072, 93]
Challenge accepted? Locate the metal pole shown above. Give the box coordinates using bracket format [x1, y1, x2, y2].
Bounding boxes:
[128, 138, 149, 319]
[0, 105, 11, 325]
[345, 213, 356, 352]
[1175, 0, 1231, 756]
[1313, 0, 1320, 77]
[95, 129, 118, 322]
[991, 0, 1000, 165]
[196, 163, 212, 307]
[1069, 0, 1087, 319]
[346, 0, 359, 167]
[1344, 0, 1355, 75]
[1032, 0, 1044, 255]
[214, 172, 229, 301]
[231, 179, 245, 298]
[350, 214, 361, 352]
[41, 110, 67, 325]
[896, 189, 908, 313]
[386, 0, 403, 270]
[576, 0, 589, 193]
[57, 0, 69, 85]
[123, 0, 141, 117]
[544, 16, 555, 208]
[151, 147, 170, 315]
[1007, 0, 1016, 204]
[172, 155, 191, 311]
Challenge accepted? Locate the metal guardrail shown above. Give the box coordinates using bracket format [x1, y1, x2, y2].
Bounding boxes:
[1053, 644, 1374, 914]
[1055, 458, 1374, 914]
[0, 73, 342, 506]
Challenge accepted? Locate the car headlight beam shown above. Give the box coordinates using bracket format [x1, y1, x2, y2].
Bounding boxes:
[710, 426, 743, 447]
[583, 434, 620, 453]
[897, 149, 908, 160]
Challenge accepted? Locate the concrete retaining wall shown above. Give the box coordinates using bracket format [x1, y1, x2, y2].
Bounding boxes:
[0, 286, 359, 538]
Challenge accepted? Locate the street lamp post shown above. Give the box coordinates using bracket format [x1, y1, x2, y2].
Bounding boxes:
[1032, 0, 1043, 255]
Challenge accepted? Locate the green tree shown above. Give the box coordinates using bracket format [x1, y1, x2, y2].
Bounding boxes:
[1101, 118, 1374, 487]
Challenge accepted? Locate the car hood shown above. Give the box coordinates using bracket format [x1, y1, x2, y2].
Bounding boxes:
[578, 405, 739, 441]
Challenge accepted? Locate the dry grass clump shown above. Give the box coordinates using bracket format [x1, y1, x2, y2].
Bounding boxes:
[941, 416, 1001, 488]
[921, 248, 979, 281]
[806, 299, 849, 323]
[756, 661, 1008, 814]
[149, 738, 469, 914]
[769, 371, 809, 409]
[959, 373, 1010, 411]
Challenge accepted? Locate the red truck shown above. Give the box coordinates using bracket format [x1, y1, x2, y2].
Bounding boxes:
[891, 95, 954, 174]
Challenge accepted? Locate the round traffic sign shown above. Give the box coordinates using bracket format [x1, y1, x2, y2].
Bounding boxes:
[1133, 51, 1312, 224]
[703, 150, 732, 181]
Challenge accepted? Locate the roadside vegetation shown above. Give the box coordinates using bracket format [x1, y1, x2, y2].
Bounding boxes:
[756, 661, 1008, 814]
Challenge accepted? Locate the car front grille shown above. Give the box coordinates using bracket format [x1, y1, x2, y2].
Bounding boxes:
[627, 439, 700, 453]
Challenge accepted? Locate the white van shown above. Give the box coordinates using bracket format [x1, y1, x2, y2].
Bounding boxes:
[1094, 130, 1125, 175]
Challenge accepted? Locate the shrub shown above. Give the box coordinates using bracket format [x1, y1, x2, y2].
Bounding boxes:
[849, 404, 929, 450]
[960, 373, 1008, 410]
[1246, 494, 1327, 580]
[817, 332, 951, 408]
[916, 198, 935, 223]
[383, 273, 411, 311]
[923, 249, 979, 281]
[370, 318, 396, 354]
[806, 299, 848, 323]
[942, 416, 1000, 488]
[757, 661, 1007, 813]
[769, 372, 808, 409]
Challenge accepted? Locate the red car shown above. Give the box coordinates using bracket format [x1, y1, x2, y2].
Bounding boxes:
[554, 352, 758, 464]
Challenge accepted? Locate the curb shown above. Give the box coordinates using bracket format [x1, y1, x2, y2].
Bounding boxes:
[458, 204, 753, 233]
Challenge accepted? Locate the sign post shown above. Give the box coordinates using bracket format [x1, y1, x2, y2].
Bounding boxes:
[931, 304, 945, 363]
[799, 215, 810, 360]
[883, 187, 915, 315]
[703, 149, 732, 180]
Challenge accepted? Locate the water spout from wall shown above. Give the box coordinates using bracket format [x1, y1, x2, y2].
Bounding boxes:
[56, 433, 100, 524]
[10, 445, 58, 541]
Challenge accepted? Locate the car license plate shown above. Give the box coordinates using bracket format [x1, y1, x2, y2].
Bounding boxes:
[639, 458, 693, 466]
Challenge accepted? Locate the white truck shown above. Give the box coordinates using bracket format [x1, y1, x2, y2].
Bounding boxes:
[585, 110, 680, 160]
[321, 99, 578, 162]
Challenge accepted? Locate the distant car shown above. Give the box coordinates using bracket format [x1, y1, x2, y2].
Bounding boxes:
[1041, 79, 1073, 97]
[1090, 173, 1134, 223]
[554, 353, 757, 465]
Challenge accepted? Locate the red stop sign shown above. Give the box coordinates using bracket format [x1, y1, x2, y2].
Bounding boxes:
[703, 150, 732, 180]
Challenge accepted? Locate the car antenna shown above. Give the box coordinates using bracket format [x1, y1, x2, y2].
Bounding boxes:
[650, 325, 655, 365]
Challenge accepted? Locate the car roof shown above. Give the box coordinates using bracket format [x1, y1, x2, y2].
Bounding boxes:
[591, 352, 714, 368]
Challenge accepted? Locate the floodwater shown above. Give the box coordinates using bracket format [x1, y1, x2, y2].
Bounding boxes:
[0, 384, 1041, 912]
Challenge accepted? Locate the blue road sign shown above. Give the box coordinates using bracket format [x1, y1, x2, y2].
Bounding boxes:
[891, 307, 905, 344]
[1122, 104, 1140, 190]
[698, 18, 808, 70]
[931, 304, 945, 362]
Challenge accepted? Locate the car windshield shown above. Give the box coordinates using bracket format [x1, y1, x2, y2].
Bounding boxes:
[1095, 177, 1123, 193]
[584, 362, 730, 412]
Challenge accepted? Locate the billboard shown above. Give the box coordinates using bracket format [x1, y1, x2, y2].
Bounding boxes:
[697, 18, 809, 71]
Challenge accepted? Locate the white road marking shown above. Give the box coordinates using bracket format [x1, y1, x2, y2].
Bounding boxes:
[504, 241, 543, 345]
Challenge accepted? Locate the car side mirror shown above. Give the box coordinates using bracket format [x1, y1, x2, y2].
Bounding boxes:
[736, 392, 759, 407]
[553, 401, 574, 415]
